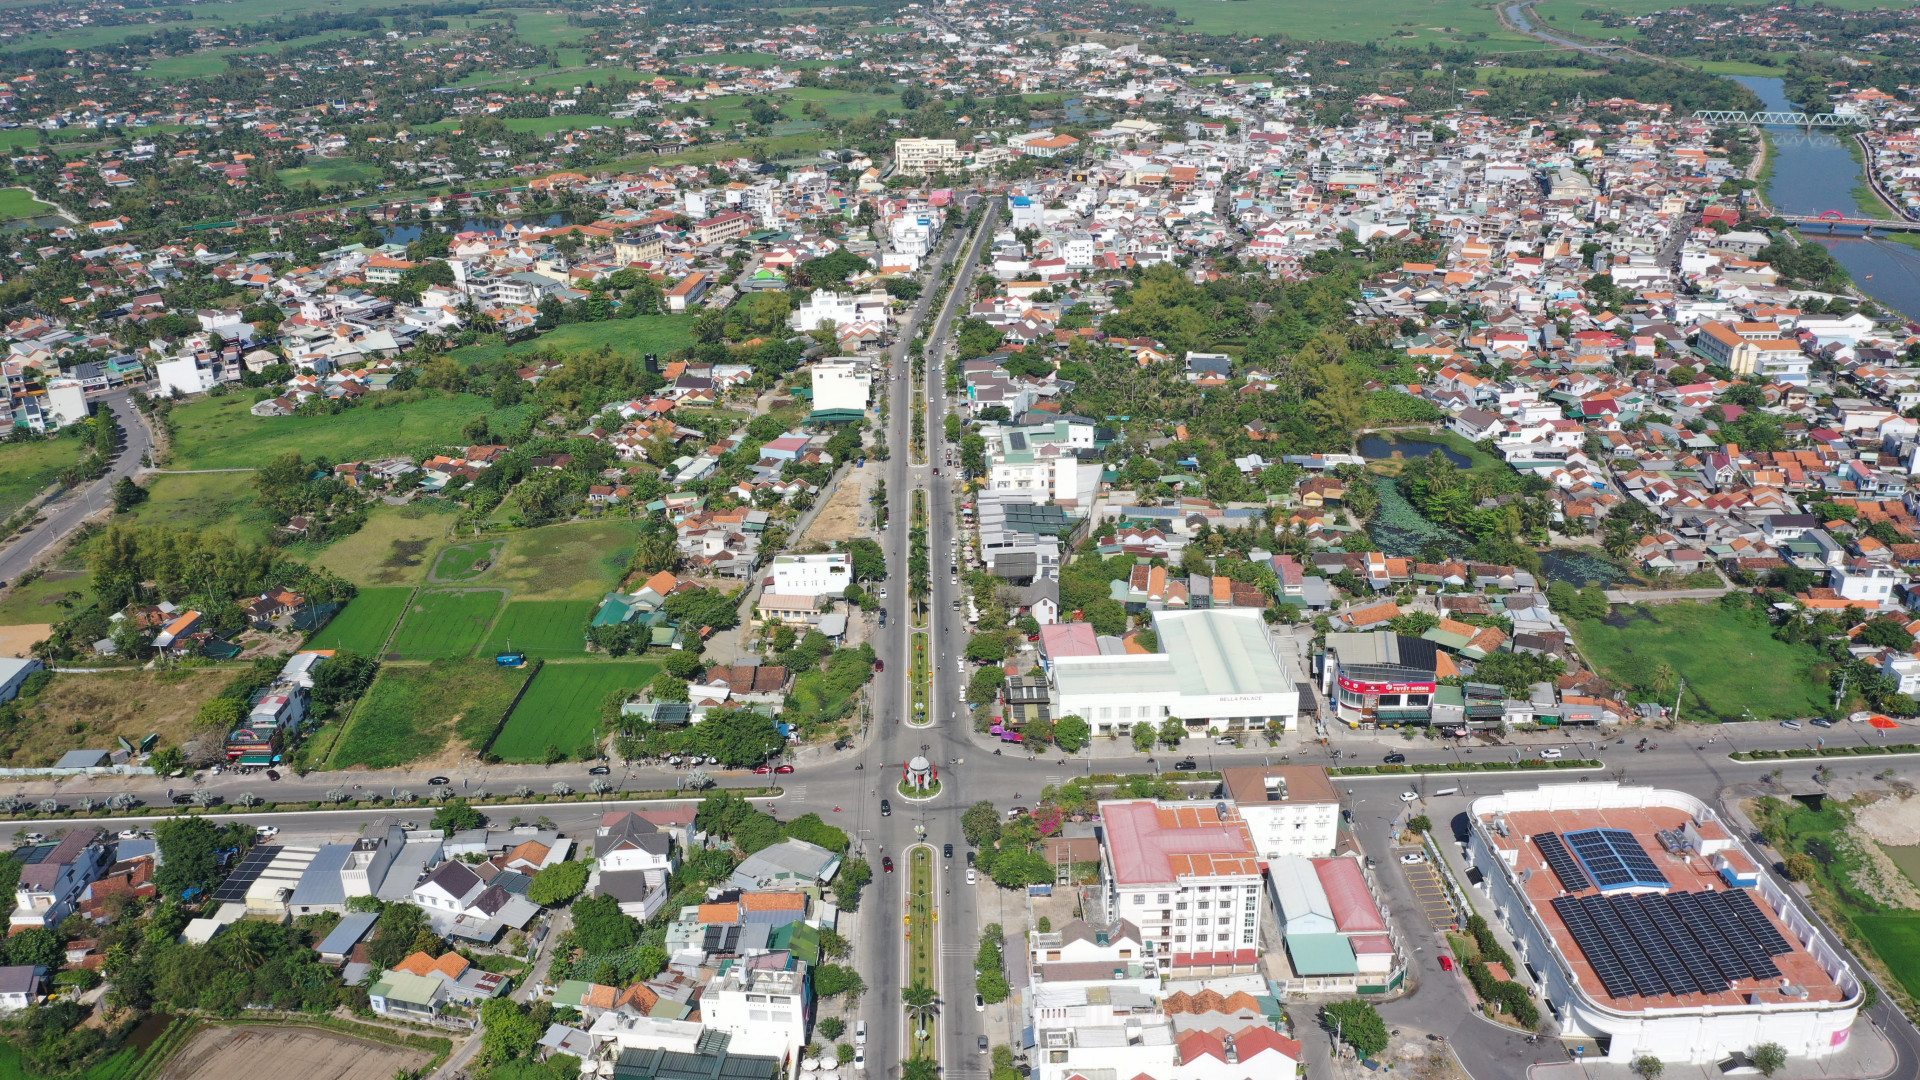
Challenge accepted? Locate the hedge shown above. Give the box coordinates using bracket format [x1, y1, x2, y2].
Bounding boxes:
[1330, 758, 1601, 777]
[1731, 744, 1920, 762]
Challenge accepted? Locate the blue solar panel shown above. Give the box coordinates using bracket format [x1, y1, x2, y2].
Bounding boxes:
[1566, 827, 1670, 892]
[1535, 832, 1592, 893]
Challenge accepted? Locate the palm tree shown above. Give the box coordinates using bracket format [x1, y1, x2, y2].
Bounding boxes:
[902, 983, 938, 1024]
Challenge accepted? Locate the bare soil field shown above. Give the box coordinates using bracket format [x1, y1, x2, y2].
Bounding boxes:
[1, 668, 231, 768]
[156, 1025, 433, 1080]
[0, 623, 51, 658]
[797, 470, 866, 546]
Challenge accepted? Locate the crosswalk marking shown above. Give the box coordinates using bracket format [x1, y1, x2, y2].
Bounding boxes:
[784, 786, 808, 799]
[1045, 775, 1064, 785]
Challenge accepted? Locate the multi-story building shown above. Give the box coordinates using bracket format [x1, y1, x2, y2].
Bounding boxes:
[12, 828, 109, 930]
[1097, 799, 1263, 975]
[698, 962, 810, 1066]
[692, 211, 754, 246]
[893, 138, 962, 175]
[1053, 609, 1300, 737]
[808, 358, 872, 414]
[1221, 766, 1342, 861]
[765, 552, 852, 598]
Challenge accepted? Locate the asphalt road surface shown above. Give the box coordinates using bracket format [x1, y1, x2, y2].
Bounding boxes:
[0, 392, 152, 586]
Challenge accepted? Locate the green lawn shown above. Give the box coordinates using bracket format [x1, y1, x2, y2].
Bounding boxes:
[1570, 603, 1831, 722]
[305, 587, 414, 655]
[1160, 0, 1540, 48]
[385, 588, 505, 660]
[487, 521, 638, 601]
[449, 315, 696, 369]
[431, 541, 505, 583]
[414, 114, 633, 135]
[0, 187, 58, 220]
[278, 159, 385, 190]
[166, 392, 524, 470]
[0, 436, 82, 518]
[302, 504, 453, 587]
[328, 658, 531, 768]
[490, 660, 657, 762]
[480, 600, 596, 659]
[1851, 914, 1920, 1002]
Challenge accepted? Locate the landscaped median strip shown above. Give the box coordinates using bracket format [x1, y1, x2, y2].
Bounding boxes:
[0, 787, 783, 824]
[909, 631, 931, 726]
[1328, 759, 1604, 778]
[1730, 743, 1920, 762]
[904, 843, 939, 1064]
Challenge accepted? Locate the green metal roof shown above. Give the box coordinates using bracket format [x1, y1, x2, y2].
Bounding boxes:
[1285, 933, 1358, 976]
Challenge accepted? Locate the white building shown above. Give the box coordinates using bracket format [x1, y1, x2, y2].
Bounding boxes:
[893, 137, 962, 175]
[1053, 609, 1299, 737]
[1220, 766, 1341, 861]
[1831, 564, 1899, 606]
[765, 552, 852, 598]
[154, 354, 239, 397]
[12, 828, 109, 930]
[809, 358, 873, 414]
[788, 291, 888, 333]
[1466, 783, 1862, 1066]
[1098, 799, 1263, 975]
[699, 963, 809, 1066]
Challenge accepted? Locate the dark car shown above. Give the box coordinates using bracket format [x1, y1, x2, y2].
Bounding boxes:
[170, 794, 194, 805]
[874, 658, 885, 673]
[428, 776, 451, 785]
[1383, 753, 1407, 764]
[265, 770, 280, 781]
[588, 765, 611, 775]
[879, 609, 889, 627]
[883, 857, 895, 873]
[1173, 758, 1198, 771]
[881, 799, 892, 816]
[944, 843, 953, 858]
[966, 850, 976, 868]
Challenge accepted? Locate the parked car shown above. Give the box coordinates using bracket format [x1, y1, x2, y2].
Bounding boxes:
[1342, 809, 1354, 824]
[1007, 806, 1028, 818]
[883, 857, 894, 873]
[856, 1021, 867, 1047]
[776, 764, 795, 774]
[1401, 853, 1425, 864]
[975, 994, 986, 1012]
[1438, 955, 1455, 972]
[428, 775, 451, 785]
[588, 765, 610, 775]
[258, 825, 280, 839]
[1383, 753, 1407, 764]
[1810, 717, 1834, 728]
[265, 769, 280, 781]
[874, 658, 885, 673]
[1539, 748, 1563, 759]
[879, 609, 889, 627]
[966, 868, 977, 885]
[1780, 719, 1803, 730]
[978, 1037, 989, 1054]
[854, 1049, 865, 1072]
[754, 765, 773, 774]
[878, 587, 888, 599]
[966, 850, 976, 867]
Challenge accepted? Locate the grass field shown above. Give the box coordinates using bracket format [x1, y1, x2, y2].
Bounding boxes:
[0, 187, 59, 221]
[0, 435, 82, 517]
[305, 587, 413, 655]
[303, 505, 452, 587]
[0, 0, 448, 54]
[166, 392, 525, 471]
[1569, 602, 1832, 722]
[448, 315, 696, 368]
[0, 569, 88, 628]
[328, 658, 531, 769]
[279, 159, 385, 190]
[1851, 914, 1920, 1001]
[486, 521, 638, 601]
[385, 588, 504, 660]
[122, 470, 276, 546]
[431, 541, 504, 582]
[479, 600, 595, 659]
[490, 660, 657, 762]
[415, 113, 633, 135]
[1161, 0, 1539, 48]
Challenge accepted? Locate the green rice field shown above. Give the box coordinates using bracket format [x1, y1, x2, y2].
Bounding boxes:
[489, 660, 657, 762]
[305, 587, 413, 655]
[384, 588, 504, 660]
[328, 658, 531, 768]
[480, 600, 596, 659]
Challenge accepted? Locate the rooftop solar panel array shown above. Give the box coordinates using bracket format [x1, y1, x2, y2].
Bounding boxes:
[1566, 828, 1671, 891]
[1534, 832, 1592, 894]
[209, 844, 281, 902]
[1550, 890, 1791, 1000]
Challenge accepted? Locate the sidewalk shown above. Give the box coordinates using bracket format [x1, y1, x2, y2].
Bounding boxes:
[1524, 1010, 1895, 1080]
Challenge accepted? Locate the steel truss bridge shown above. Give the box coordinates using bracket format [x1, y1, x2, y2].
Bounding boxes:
[1693, 110, 1849, 127]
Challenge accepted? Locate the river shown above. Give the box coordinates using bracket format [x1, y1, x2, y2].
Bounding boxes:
[1732, 75, 1920, 319]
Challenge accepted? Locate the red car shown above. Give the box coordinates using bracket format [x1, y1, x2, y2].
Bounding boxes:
[1438, 955, 1455, 972]
[776, 764, 795, 774]
[874, 658, 885, 672]
[883, 857, 895, 873]
[754, 765, 773, 774]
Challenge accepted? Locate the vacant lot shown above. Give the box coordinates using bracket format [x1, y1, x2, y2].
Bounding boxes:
[166, 393, 525, 471]
[305, 587, 413, 655]
[328, 659, 531, 769]
[1569, 602, 1830, 722]
[0, 436, 82, 517]
[0, 569, 90, 628]
[491, 661, 657, 762]
[448, 315, 695, 369]
[385, 588, 504, 660]
[156, 1025, 433, 1080]
[480, 600, 595, 659]
[0, 668, 232, 768]
[304, 505, 452, 587]
[121, 470, 276, 546]
[490, 522, 637, 601]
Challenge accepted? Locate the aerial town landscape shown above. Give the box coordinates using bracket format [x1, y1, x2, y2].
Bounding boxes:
[16, 0, 1920, 1078]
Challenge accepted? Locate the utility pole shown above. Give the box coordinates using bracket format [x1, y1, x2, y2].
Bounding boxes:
[1671, 677, 1686, 724]
[1833, 669, 1849, 713]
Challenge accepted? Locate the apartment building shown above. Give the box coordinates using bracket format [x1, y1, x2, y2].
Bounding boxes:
[808, 358, 872, 414]
[1098, 800, 1263, 975]
[765, 552, 852, 598]
[1220, 766, 1342, 861]
[893, 137, 962, 175]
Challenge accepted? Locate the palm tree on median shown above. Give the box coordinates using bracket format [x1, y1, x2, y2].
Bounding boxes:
[903, 982, 938, 1024]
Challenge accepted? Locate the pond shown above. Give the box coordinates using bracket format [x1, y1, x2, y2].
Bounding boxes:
[1357, 433, 1473, 469]
[1538, 547, 1634, 588]
[1367, 476, 1471, 559]
[125, 1012, 178, 1051]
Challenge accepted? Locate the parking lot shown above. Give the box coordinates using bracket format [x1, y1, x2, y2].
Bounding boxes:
[1400, 856, 1458, 931]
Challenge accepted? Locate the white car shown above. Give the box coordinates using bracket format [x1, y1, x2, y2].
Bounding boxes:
[966, 868, 977, 885]
[878, 587, 888, 599]
[854, 1049, 866, 1072]
[855, 1021, 867, 1047]
[1539, 748, 1563, 760]
[1400, 791, 1420, 803]
[258, 825, 280, 839]
[1400, 853, 1426, 864]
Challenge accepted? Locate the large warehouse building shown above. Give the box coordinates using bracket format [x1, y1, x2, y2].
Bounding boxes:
[1051, 609, 1299, 737]
[1467, 783, 1863, 1066]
